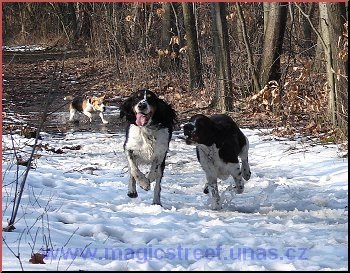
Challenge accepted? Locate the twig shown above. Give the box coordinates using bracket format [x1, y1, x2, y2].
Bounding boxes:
[66, 242, 93, 271]
[294, 3, 327, 51]
[2, 235, 24, 271]
[56, 227, 80, 271]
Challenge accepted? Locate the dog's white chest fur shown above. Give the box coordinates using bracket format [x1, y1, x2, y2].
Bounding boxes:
[125, 125, 170, 163]
[197, 144, 231, 180]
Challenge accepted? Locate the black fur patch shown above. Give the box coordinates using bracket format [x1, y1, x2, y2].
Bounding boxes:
[184, 114, 247, 163]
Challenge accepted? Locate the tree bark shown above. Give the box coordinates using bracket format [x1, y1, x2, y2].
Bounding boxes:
[325, 2, 348, 135]
[158, 3, 180, 71]
[300, 3, 315, 56]
[182, 3, 204, 90]
[319, 3, 337, 127]
[211, 2, 233, 112]
[236, 3, 261, 93]
[259, 3, 288, 86]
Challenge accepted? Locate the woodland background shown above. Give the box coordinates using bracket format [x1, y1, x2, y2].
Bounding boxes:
[2, 2, 348, 143]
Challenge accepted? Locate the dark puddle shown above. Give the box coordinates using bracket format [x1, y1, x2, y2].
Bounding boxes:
[3, 105, 127, 137]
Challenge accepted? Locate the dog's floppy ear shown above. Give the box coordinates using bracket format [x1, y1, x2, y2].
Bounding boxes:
[154, 99, 177, 128]
[119, 97, 135, 122]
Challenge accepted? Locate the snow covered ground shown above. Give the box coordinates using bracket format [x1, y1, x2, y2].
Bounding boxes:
[2, 45, 47, 52]
[2, 126, 348, 270]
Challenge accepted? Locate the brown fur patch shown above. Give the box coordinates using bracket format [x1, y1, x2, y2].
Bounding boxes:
[82, 99, 89, 109]
[91, 95, 106, 111]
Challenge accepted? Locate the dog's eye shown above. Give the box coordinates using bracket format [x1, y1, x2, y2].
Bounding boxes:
[146, 94, 152, 98]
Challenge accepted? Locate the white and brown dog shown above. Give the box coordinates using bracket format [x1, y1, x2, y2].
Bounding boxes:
[65, 95, 108, 124]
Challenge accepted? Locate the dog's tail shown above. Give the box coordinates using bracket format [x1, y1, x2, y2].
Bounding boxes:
[64, 96, 74, 101]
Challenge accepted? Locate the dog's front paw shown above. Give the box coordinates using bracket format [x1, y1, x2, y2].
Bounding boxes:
[127, 191, 138, 198]
[242, 169, 251, 181]
[241, 163, 251, 181]
[203, 185, 209, 194]
[152, 200, 162, 206]
[211, 199, 222, 210]
[234, 184, 244, 194]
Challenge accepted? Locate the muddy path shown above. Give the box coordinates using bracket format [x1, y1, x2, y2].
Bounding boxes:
[2, 49, 127, 136]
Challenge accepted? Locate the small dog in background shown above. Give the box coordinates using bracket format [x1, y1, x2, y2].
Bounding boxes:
[64, 95, 108, 124]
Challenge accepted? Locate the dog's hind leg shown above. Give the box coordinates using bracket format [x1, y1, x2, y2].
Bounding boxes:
[83, 111, 93, 122]
[231, 163, 244, 194]
[99, 112, 109, 124]
[69, 108, 76, 121]
[152, 157, 166, 206]
[239, 136, 251, 181]
[206, 175, 221, 210]
[147, 158, 163, 182]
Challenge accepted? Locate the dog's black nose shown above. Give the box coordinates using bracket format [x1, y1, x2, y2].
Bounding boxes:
[138, 101, 148, 111]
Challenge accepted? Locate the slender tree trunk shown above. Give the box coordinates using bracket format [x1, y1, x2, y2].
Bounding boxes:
[118, 3, 131, 54]
[263, 2, 270, 35]
[143, 3, 154, 51]
[300, 3, 315, 56]
[325, 2, 348, 135]
[259, 3, 288, 86]
[313, 13, 325, 73]
[158, 3, 180, 71]
[319, 3, 337, 126]
[211, 2, 233, 112]
[129, 2, 141, 51]
[182, 3, 204, 90]
[236, 3, 261, 93]
[161, 3, 173, 47]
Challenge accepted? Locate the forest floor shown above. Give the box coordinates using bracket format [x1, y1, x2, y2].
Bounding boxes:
[1, 47, 346, 151]
[2, 47, 269, 133]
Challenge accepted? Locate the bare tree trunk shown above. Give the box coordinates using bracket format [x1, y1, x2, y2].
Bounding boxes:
[143, 3, 154, 51]
[118, 3, 131, 54]
[313, 13, 325, 73]
[258, 3, 288, 86]
[161, 3, 173, 47]
[300, 3, 315, 56]
[236, 3, 261, 93]
[182, 3, 204, 90]
[129, 2, 141, 51]
[319, 3, 337, 126]
[158, 3, 180, 71]
[211, 2, 233, 112]
[263, 2, 270, 35]
[326, 2, 348, 136]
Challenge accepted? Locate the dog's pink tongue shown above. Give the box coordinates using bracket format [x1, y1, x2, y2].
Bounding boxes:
[136, 113, 148, 126]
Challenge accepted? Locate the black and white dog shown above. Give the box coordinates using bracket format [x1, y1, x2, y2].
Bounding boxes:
[183, 114, 251, 210]
[120, 89, 176, 205]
